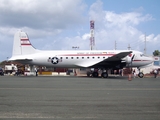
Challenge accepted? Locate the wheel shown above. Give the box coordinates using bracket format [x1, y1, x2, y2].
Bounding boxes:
[92, 72, 98, 77]
[101, 72, 108, 78]
[138, 72, 144, 78]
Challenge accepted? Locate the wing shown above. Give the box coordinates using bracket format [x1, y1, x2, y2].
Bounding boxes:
[92, 51, 132, 68]
[103, 51, 132, 62]
[77, 51, 132, 68]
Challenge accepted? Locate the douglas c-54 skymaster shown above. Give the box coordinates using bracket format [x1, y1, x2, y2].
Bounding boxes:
[9, 31, 153, 78]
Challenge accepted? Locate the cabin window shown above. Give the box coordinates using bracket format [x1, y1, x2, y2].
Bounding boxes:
[82, 57, 84, 59]
[98, 57, 100, 59]
[92, 57, 95, 59]
[60, 57, 63, 59]
[87, 57, 89, 59]
[77, 57, 79, 59]
[71, 57, 73, 59]
[103, 57, 105, 59]
[66, 57, 68, 59]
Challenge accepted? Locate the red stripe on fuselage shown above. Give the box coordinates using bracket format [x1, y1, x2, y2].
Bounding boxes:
[60, 54, 115, 56]
[133, 60, 151, 62]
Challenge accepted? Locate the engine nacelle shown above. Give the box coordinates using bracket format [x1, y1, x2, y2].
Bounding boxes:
[124, 56, 132, 64]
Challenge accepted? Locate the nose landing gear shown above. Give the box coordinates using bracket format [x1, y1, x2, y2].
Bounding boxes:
[138, 72, 144, 78]
[137, 68, 144, 78]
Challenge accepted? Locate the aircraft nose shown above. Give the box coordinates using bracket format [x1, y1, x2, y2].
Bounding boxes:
[148, 57, 154, 63]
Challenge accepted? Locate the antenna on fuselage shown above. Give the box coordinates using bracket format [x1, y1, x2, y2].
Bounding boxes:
[128, 44, 131, 50]
[115, 41, 117, 50]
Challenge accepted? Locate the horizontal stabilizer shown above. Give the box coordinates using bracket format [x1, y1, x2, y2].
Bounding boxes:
[9, 55, 33, 61]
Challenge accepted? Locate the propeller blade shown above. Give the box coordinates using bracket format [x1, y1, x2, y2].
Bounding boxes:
[131, 54, 135, 61]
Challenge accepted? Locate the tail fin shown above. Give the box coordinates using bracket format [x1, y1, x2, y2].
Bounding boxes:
[12, 31, 37, 56]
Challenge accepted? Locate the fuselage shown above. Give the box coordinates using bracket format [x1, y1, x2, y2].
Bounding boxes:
[12, 49, 153, 68]
[9, 31, 154, 70]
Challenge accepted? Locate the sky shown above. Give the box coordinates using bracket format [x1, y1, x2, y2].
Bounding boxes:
[0, 0, 160, 61]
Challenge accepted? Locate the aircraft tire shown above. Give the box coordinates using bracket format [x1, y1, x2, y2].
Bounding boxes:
[101, 72, 108, 78]
[138, 72, 144, 78]
[92, 72, 98, 77]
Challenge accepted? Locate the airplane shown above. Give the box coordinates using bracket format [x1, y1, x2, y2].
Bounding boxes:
[9, 31, 153, 78]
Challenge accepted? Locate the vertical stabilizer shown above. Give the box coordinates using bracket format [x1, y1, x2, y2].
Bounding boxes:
[12, 31, 36, 56]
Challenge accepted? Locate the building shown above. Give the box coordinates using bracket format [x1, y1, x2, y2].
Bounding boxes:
[153, 56, 160, 66]
[141, 56, 160, 75]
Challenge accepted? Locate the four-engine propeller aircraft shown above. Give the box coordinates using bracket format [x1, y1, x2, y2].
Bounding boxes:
[9, 31, 153, 78]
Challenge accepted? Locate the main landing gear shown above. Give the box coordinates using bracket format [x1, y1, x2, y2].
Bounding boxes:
[101, 72, 108, 78]
[87, 69, 108, 78]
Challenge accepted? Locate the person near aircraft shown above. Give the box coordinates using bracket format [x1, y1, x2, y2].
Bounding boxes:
[35, 67, 38, 76]
[119, 69, 123, 76]
[154, 69, 158, 78]
[132, 69, 136, 78]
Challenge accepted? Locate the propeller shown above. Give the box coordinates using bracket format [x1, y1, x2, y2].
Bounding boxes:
[125, 54, 135, 66]
[131, 54, 135, 62]
[130, 54, 135, 74]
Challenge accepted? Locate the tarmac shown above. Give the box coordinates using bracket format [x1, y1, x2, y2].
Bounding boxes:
[0, 75, 160, 120]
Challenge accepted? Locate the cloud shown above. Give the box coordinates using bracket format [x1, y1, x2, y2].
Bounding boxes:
[153, 34, 160, 42]
[0, 0, 88, 60]
[0, 0, 86, 34]
[87, 0, 158, 53]
[0, 0, 160, 61]
[82, 33, 90, 40]
[105, 12, 153, 27]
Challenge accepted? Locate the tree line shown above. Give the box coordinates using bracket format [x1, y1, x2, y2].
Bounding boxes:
[153, 50, 160, 56]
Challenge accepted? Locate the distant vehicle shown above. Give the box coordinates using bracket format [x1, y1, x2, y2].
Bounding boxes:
[0, 68, 4, 76]
[5, 65, 16, 74]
